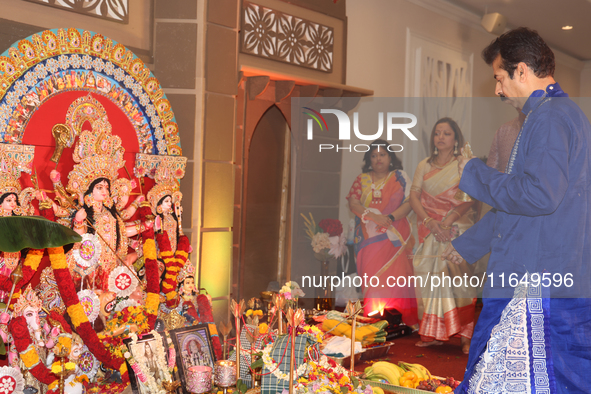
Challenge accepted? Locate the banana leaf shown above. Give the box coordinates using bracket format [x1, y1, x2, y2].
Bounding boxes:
[0, 216, 82, 252]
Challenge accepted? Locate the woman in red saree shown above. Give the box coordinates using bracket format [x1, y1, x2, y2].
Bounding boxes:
[410, 118, 477, 354]
[347, 139, 418, 325]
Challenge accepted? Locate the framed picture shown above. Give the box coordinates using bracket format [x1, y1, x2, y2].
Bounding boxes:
[170, 324, 216, 394]
[123, 332, 182, 394]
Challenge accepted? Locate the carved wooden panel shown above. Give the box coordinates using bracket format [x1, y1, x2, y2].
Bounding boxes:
[241, 2, 334, 72]
[24, 0, 129, 24]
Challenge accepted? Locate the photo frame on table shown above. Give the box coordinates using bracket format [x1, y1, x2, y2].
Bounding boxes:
[170, 323, 216, 394]
[123, 332, 182, 394]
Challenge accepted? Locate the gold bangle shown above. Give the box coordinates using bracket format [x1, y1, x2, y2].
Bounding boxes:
[422, 217, 432, 226]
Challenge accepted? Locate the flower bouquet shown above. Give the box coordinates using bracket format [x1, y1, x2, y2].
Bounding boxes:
[301, 213, 347, 262]
[302, 213, 347, 310]
[279, 281, 305, 310]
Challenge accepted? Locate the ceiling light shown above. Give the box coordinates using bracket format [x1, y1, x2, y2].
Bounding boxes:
[481, 13, 507, 35]
[562, 26, 573, 30]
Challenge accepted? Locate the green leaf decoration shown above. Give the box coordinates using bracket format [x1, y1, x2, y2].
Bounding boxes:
[0, 216, 82, 252]
[0, 335, 5, 356]
[250, 357, 264, 370]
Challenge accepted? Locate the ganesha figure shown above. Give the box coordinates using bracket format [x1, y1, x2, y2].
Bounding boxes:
[13, 285, 48, 393]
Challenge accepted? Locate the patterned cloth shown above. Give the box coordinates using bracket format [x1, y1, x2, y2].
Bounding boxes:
[466, 278, 555, 393]
[261, 334, 318, 394]
[229, 324, 272, 388]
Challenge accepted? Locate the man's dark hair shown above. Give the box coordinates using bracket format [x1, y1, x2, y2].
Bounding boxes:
[482, 27, 555, 79]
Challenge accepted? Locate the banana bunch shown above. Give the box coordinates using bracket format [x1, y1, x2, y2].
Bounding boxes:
[364, 361, 405, 385]
[399, 361, 432, 381]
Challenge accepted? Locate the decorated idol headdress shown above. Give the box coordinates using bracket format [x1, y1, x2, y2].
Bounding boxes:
[66, 95, 125, 196]
[137, 154, 187, 215]
[0, 143, 36, 215]
[177, 258, 195, 284]
[13, 285, 42, 317]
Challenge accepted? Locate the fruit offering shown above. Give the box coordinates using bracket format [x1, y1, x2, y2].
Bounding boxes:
[364, 361, 406, 385]
[416, 377, 460, 392]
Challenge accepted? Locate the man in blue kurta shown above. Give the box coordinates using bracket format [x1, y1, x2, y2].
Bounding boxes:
[444, 28, 591, 393]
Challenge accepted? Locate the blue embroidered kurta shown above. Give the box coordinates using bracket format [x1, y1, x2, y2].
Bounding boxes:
[453, 83, 591, 393]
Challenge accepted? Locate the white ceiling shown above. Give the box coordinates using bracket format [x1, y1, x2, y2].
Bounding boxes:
[443, 0, 591, 61]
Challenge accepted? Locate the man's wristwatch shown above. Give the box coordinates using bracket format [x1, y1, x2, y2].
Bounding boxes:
[387, 214, 395, 222]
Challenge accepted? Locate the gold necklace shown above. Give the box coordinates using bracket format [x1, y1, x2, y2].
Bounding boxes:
[433, 154, 454, 168]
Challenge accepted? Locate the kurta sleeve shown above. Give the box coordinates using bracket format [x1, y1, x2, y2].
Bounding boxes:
[459, 115, 569, 216]
[452, 209, 496, 264]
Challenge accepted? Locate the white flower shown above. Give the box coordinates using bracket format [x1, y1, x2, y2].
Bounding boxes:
[6, 92, 17, 107]
[93, 58, 105, 72]
[151, 117, 161, 128]
[132, 83, 143, 96]
[156, 140, 167, 153]
[104, 61, 115, 75]
[25, 72, 37, 86]
[328, 235, 347, 258]
[114, 68, 125, 81]
[145, 104, 155, 117]
[58, 55, 69, 70]
[139, 93, 150, 106]
[13, 80, 26, 96]
[69, 55, 81, 68]
[124, 75, 134, 88]
[82, 55, 93, 69]
[116, 275, 131, 289]
[311, 232, 330, 253]
[46, 58, 59, 73]
[0, 377, 15, 393]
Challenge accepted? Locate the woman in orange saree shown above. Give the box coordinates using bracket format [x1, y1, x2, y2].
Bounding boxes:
[410, 118, 477, 354]
[347, 139, 418, 325]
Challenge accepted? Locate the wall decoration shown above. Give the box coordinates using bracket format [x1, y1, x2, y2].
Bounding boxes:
[24, 0, 130, 24]
[0, 28, 181, 155]
[241, 2, 334, 72]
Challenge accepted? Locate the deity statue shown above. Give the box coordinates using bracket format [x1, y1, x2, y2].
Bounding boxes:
[13, 285, 47, 393]
[147, 163, 183, 253]
[0, 146, 35, 299]
[62, 96, 152, 290]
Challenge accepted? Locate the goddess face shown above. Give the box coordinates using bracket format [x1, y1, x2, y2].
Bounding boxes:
[181, 277, 195, 296]
[1, 194, 17, 213]
[92, 180, 110, 203]
[160, 196, 172, 213]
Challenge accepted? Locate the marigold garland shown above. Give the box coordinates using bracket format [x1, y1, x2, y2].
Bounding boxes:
[47, 247, 127, 377]
[0, 248, 45, 308]
[67, 303, 88, 328]
[9, 316, 59, 390]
